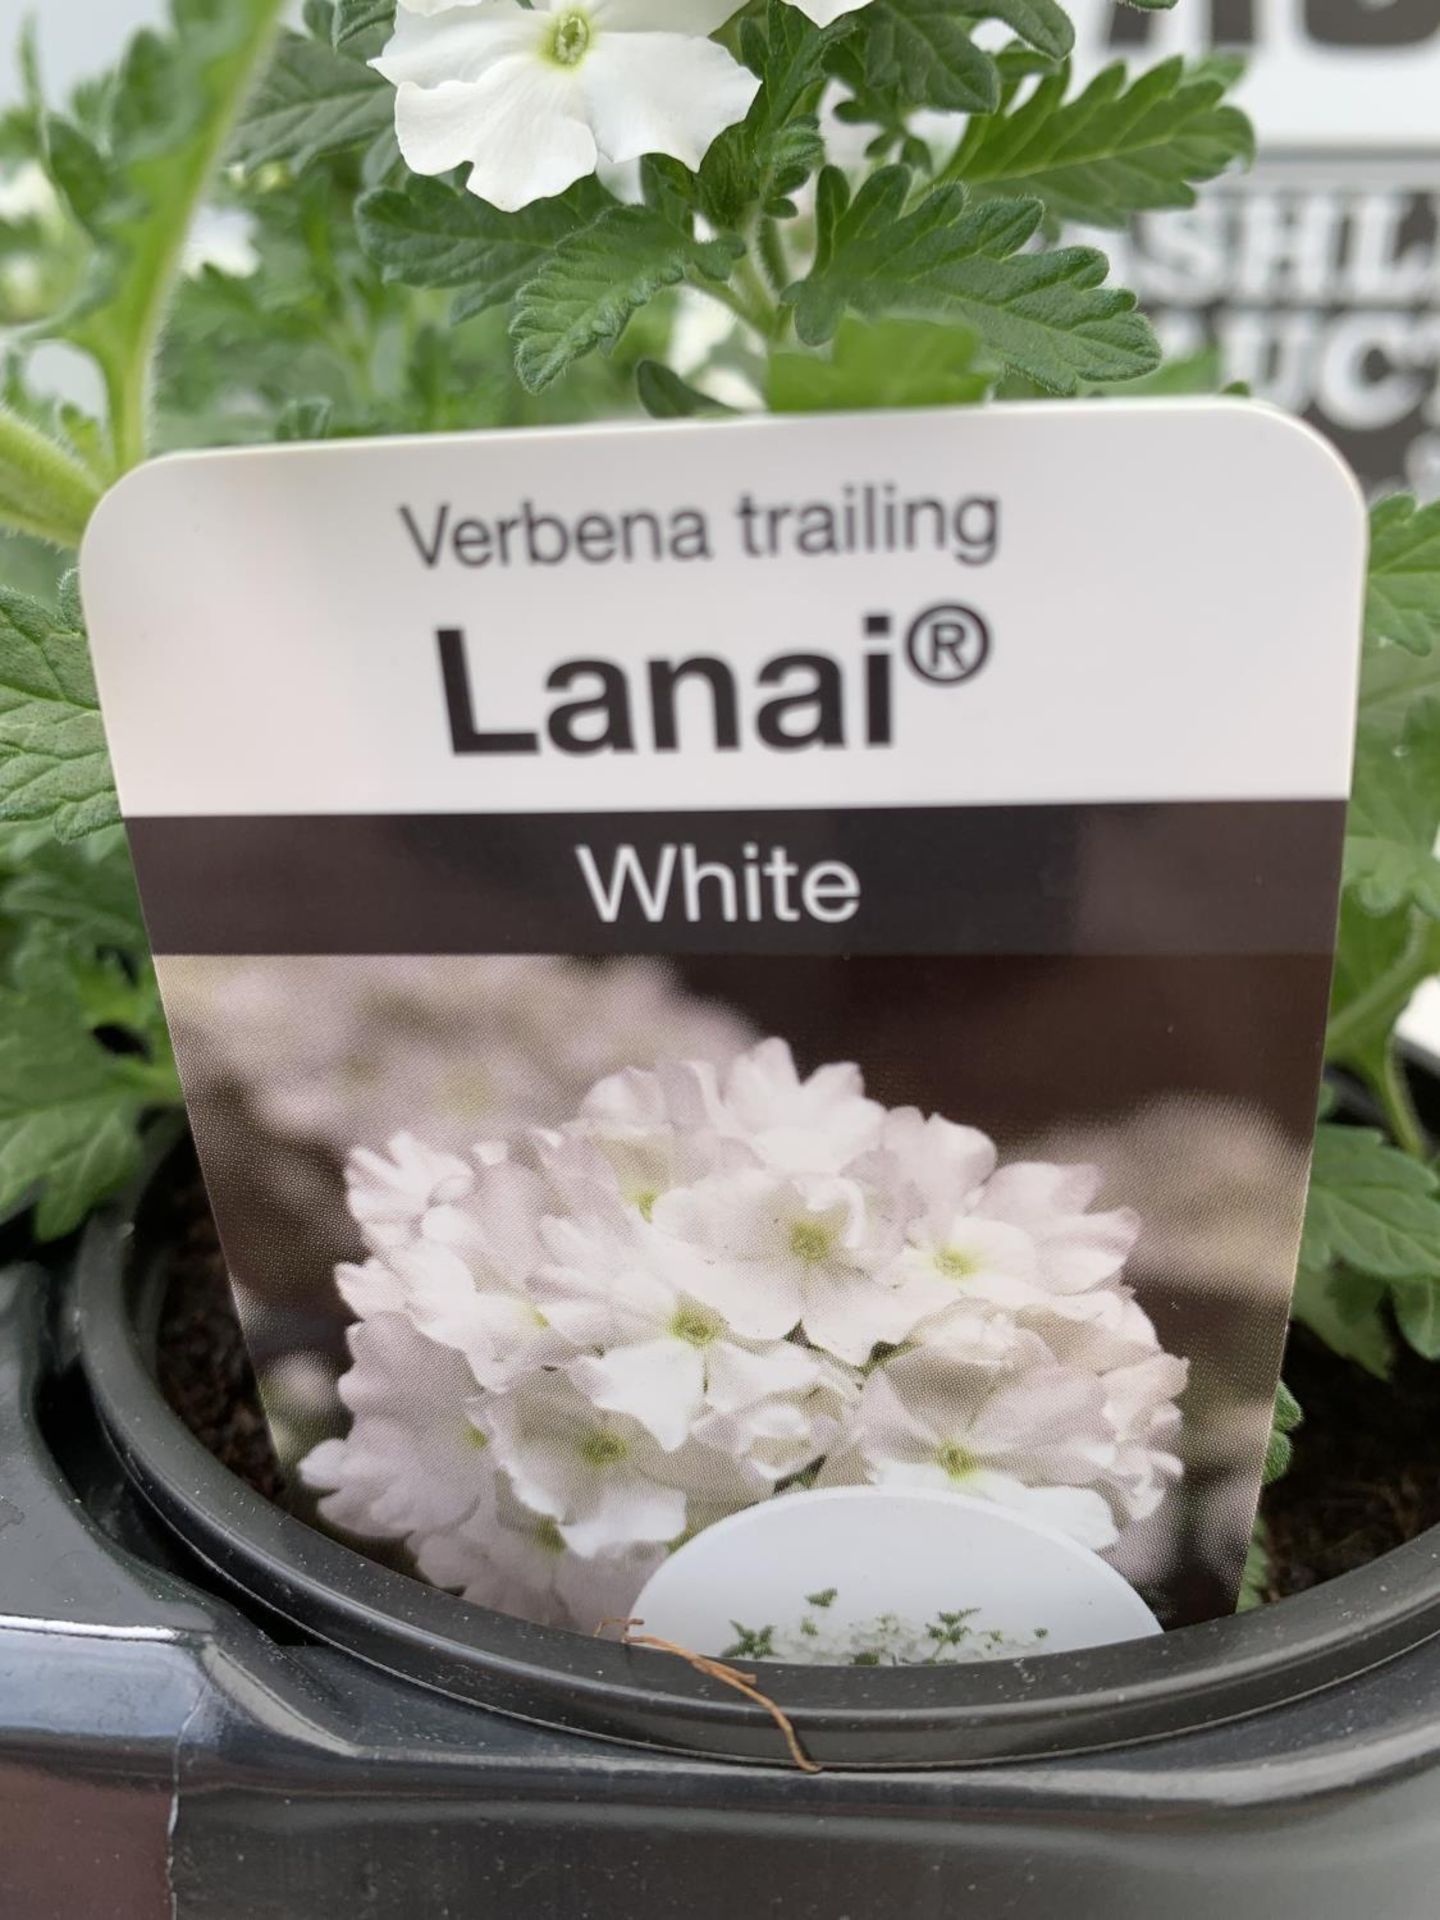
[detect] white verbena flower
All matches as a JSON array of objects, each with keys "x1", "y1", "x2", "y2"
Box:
[
  {"x1": 530, "y1": 1206, "x2": 864, "y2": 1467},
  {"x1": 415, "y1": 1485, "x2": 663, "y2": 1631},
  {"x1": 652, "y1": 1165, "x2": 915, "y2": 1365},
  {"x1": 305, "y1": 1035, "x2": 1186, "y2": 1628},
  {"x1": 373, "y1": 0, "x2": 762, "y2": 213},
  {"x1": 823, "y1": 1349, "x2": 1123, "y2": 1550},
  {"x1": 474, "y1": 1369, "x2": 754, "y2": 1556},
  {"x1": 300, "y1": 1313, "x2": 498, "y2": 1540}
]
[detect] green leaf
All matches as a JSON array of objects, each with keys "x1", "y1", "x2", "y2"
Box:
[
  {"x1": 768, "y1": 316, "x2": 995, "y2": 412},
  {"x1": 1291, "y1": 1265, "x2": 1394, "y2": 1379},
  {"x1": 511, "y1": 209, "x2": 740, "y2": 393},
  {"x1": 333, "y1": 0, "x2": 394, "y2": 57},
  {"x1": 358, "y1": 175, "x2": 610, "y2": 313},
  {"x1": 0, "y1": 929, "x2": 173, "y2": 1239},
  {"x1": 2, "y1": 831, "x2": 146, "y2": 952},
  {"x1": 699, "y1": 0, "x2": 848, "y2": 228},
  {"x1": 947, "y1": 57, "x2": 1253, "y2": 228},
  {"x1": 1261, "y1": 1381, "x2": 1303, "y2": 1486},
  {"x1": 636, "y1": 363, "x2": 735, "y2": 419},
  {"x1": 57, "y1": 0, "x2": 289, "y2": 474},
  {"x1": 231, "y1": 28, "x2": 390, "y2": 169},
  {"x1": 976, "y1": 0, "x2": 1075, "y2": 62},
  {"x1": 862, "y1": 1, "x2": 1002, "y2": 114},
  {"x1": 1327, "y1": 896, "x2": 1414, "y2": 1082},
  {"x1": 1301, "y1": 1122, "x2": 1440, "y2": 1282},
  {"x1": 1343, "y1": 698, "x2": 1440, "y2": 919},
  {"x1": 0, "y1": 586, "x2": 118, "y2": 842},
  {"x1": 787, "y1": 167, "x2": 1160, "y2": 392},
  {"x1": 1394, "y1": 1278, "x2": 1440, "y2": 1358},
  {"x1": 1366, "y1": 494, "x2": 1440, "y2": 658}
]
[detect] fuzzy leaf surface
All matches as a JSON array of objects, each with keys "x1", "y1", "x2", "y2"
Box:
[
  {"x1": 0, "y1": 587, "x2": 118, "y2": 842},
  {"x1": 699, "y1": 0, "x2": 846, "y2": 228},
  {"x1": 358, "y1": 176, "x2": 610, "y2": 311},
  {"x1": 512, "y1": 210, "x2": 739, "y2": 392},
  {"x1": 1344, "y1": 699, "x2": 1440, "y2": 919},
  {"x1": 0, "y1": 930, "x2": 173, "y2": 1238},
  {"x1": 232, "y1": 27, "x2": 390, "y2": 169},
  {"x1": 1290, "y1": 1265, "x2": 1393, "y2": 1379},
  {"x1": 1301, "y1": 1123, "x2": 1440, "y2": 1281},
  {"x1": 949, "y1": 56, "x2": 1253, "y2": 228},
  {"x1": 788, "y1": 166, "x2": 1159, "y2": 391},
  {"x1": 1366, "y1": 494, "x2": 1440, "y2": 657}
]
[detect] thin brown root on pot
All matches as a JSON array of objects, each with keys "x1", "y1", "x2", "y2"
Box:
[{"x1": 595, "y1": 1618, "x2": 822, "y2": 1774}]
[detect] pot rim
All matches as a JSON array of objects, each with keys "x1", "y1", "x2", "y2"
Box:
[{"x1": 71, "y1": 1175, "x2": 1440, "y2": 1773}]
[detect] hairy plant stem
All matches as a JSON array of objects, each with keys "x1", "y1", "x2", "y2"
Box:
[
  {"x1": 1380, "y1": 1044, "x2": 1429, "y2": 1159},
  {"x1": 0, "y1": 408, "x2": 103, "y2": 550},
  {"x1": 733, "y1": 250, "x2": 784, "y2": 340},
  {"x1": 99, "y1": 0, "x2": 289, "y2": 477},
  {"x1": 1327, "y1": 913, "x2": 1440, "y2": 1064}
]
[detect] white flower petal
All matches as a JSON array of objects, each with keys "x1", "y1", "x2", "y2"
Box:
[
  {"x1": 702, "y1": 1338, "x2": 822, "y2": 1414},
  {"x1": 801, "y1": 1267, "x2": 926, "y2": 1365},
  {"x1": 376, "y1": 2, "x2": 537, "y2": 88},
  {"x1": 780, "y1": 0, "x2": 873, "y2": 21},
  {"x1": 594, "y1": 0, "x2": 742, "y2": 33},
  {"x1": 581, "y1": 34, "x2": 761, "y2": 170},
  {"x1": 560, "y1": 1473, "x2": 686, "y2": 1556},
  {"x1": 568, "y1": 1339, "x2": 706, "y2": 1451},
  {"x1": 396, "y1": 66, "x2": 597, "y2": 210}
]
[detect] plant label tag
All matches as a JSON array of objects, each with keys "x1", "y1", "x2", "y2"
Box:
[
  {"x1": 81, "y1": 400, "x2": 1366, "y2": 1649},
  {"x1": 632, "y1": 1487, "x2": 1163, "y2": 1665}
]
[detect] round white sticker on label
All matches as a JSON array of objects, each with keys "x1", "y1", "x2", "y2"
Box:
[{"x1": 630, "y1": 1486, "x2": 1162, "y2": 1666}]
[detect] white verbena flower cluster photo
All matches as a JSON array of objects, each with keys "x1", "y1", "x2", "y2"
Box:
[{"x1": 303, "y1": 1037, "x2": 1187, "y2": 1633}]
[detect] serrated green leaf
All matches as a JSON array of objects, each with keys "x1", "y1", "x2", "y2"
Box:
[
  {"x1": 358, "y1": 175, "x2": 610, "y2": 313},
  {"x1": 948, "y1": 57, "x2": 1253, "y2": 228},
  {"x1": 768, "y1": 316, "x2": 995, "y2": 412},
  {"x1": 1344, "y1": 698, "x2": 1440, "y2": 919},
  {"x1": 1301, "y1": 1123, "x2": 1440, "y2": 1282},
  {"x1": 57, "y1": 0, "x2": 288, "y2": 475},
  {"x1": 636, "y1": 362, "x2": 734, "y2": 419},
  {"x1": 0, "y1": 929, "x2": 171, "y2": 1238},
  {"x1": 1366, "y1": 494, "x2": 1440, "y2": 658},
  {"x1": 787, "y1": 167, "x2": 1159, "y2": 392},
  {"x1": 1291, "y1": 1265, "x2": 1394, "y2": 1379},
  {"x1": 231, "y1": 28, "x2": 390, "y2": 170},
  {"x1": 512, "y1": 210, "x2": 740, "y2": 393},
  {"x1": 699, "y1": 0, "x2": 846, "y2": 229},
  {"x1": 333, "y1": 0, "x2": 393, "y2": 57},
  {"x1": 1393, "y1": 1278, "x2": 1440, "y2": 1358},
  {"x1": 2, "y1": 832, "x2": 146, "y2": 952},
  {"x1": 0, "y1": 586, "x2": 118, "y2": 842},
  {"x1": 863, "y1": 1, "x2": 1001, "y2": 114},
  {"x1": 978, "y1": 0, "x2": 1075, "y2": 62}
]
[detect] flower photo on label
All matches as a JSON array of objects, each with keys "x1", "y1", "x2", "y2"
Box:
[{"x1": 302, "y1": 1034, "x2": 1188, "y2": 1637}]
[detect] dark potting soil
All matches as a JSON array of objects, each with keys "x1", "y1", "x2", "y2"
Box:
[
  {"x1": 153, "y1": 1183, "x2": 1440, "y2": 1608},
  {"x1": 1262, "y1": 1323, "x2": 1440, "y2": 1600},
  {"x1": 155, "y1": 1188, "x2": 285, "y2": 1504}
]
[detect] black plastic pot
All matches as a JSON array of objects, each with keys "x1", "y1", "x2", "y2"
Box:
[{"x1": 5, "y1": 1153, "x2": 1440, "y2": 1917}]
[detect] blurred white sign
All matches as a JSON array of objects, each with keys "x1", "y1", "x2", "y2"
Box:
[{"x1": 1069, "y1": 0, "x2": 1440, "y2": 150}]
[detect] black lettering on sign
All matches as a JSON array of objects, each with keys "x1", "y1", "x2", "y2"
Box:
[{"x1": 1305, "y1": 0, "x2": 1440, "y2": 46}]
